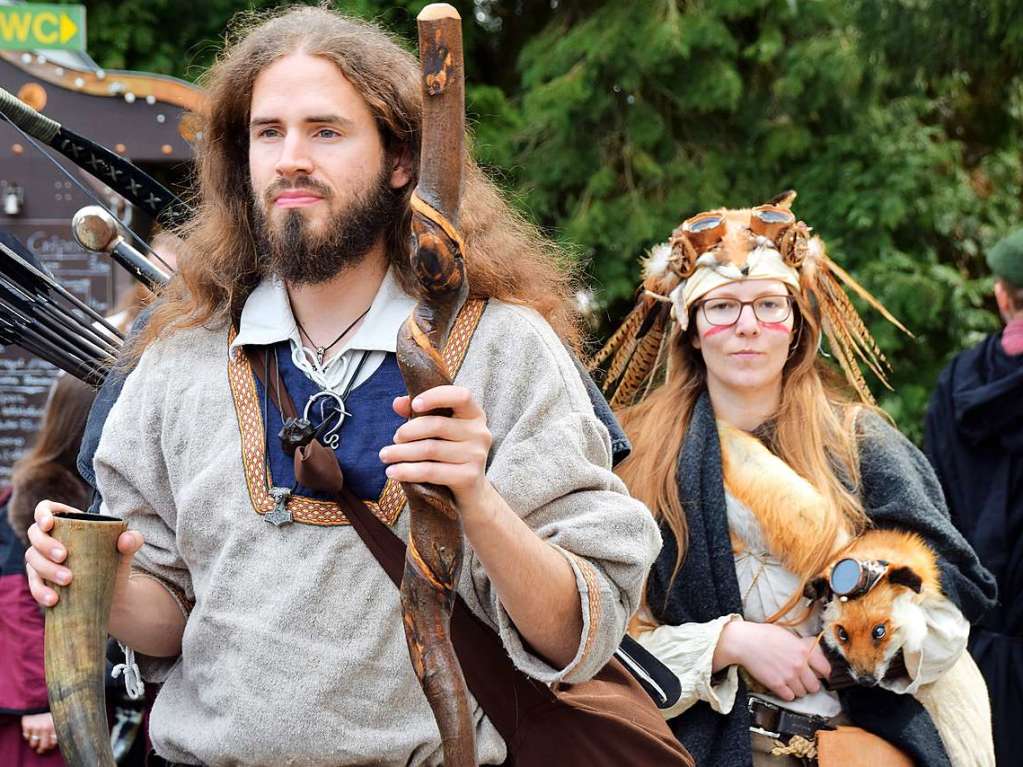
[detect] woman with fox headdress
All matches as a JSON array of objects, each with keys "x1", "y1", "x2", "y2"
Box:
[{"x1": 594, "y1": 192, "x2": 997, "y2": 766}]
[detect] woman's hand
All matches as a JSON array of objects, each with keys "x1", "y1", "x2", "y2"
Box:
[
  {"x1": 24, "y1": 500, "x2": 144, "y2": 609},
  {"x1": 714, "y1": 619, "x2": 831, "y2": 701},
  {"x1": 381, "y1": 386, "x2": 494, "y2": 522},
  {"x1": 21, "y1": 712, "x2": 57, "y2": 754}
]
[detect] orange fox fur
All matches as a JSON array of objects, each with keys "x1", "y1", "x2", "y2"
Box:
[
  {"x1": 812, "y1": 529, "x2": 940, "y2": 685},
  {"x1": 809, "y1": 529, "x2": 995, "y2": 766},
  {"x1": 718, "y1": 421, "x2": 850, "y2": 580}
]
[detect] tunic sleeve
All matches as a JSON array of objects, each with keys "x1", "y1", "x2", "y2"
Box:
[
  {"x1": 93, "y1": 341, "x2": 193, "y2": 682},
  {"x1": 633, "y1": 615, "x2": 741, "y2": 718},
  {"x1": 459, "y1": 304, "x2": 662, "y2": 685}
]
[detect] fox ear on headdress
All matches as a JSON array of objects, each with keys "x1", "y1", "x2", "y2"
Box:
[
  {"x1": 668, "y1": 225, "x2": 700, "y2": 278},
  {"x1": 766, "y1": 189, "x2": 798, "y2": 209}
]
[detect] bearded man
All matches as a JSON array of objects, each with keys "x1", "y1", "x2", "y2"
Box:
[{"x1": 22, "y1": 7, "x2": 660, "y2": 766}]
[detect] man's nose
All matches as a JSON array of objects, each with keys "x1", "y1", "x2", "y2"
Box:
[
  {"x1": 275, "y1": 134, "x2": 313, "y2": 176},
  {"x1": 733, "y1": 303, "x2": 760, "y2": 335}
]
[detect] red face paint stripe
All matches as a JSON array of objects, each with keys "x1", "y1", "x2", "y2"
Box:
[
  {"x1": 761, "y1": 322, "x2": 791, "y2": 334},
  {"x1": 702, "y1": 324, "x2": 731, "y2": 338}
]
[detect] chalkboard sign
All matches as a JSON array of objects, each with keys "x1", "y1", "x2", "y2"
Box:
[{"x1": 0, "y1": 219, "x2": 114, "y2": 482}]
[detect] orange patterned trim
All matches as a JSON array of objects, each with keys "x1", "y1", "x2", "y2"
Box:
[
  {"x1": 562, "y1": 549, "x2": 603, "y2": 667},
  {"x1": 227, "y1": 298, "x2": 486, "y2": 526}
]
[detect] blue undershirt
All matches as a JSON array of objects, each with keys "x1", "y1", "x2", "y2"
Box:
[{"x1": 252, "y1": 341, "x2": 407, "y2": 502}]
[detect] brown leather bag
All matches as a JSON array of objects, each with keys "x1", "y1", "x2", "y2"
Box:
[
  {"x1": 246, "y1": 330, "x2": 692, "y2": 767},
  {"x1": 816, "y1": 726, "x2": 914, "y2": 767}
]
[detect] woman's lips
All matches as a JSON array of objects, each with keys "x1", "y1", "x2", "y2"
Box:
[{"x1": 730, "y1": 350, "x2": 764, "y2": 359}]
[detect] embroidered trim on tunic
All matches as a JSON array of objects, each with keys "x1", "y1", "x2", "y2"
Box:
[
  {"x1": 561, "y1": 548, "x2": 603, "y2": 668},
  {"x1": 227, "y1": 298, "x2": 486, "y2": 526}
]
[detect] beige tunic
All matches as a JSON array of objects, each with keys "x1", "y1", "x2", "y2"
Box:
[{"x1": 94, "y1": 299, "x2": 661, "y2": 767}]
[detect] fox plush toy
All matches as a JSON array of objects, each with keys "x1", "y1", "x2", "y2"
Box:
[{"x1": 807, "y1": 530, "x2": 995, "y2": 767}]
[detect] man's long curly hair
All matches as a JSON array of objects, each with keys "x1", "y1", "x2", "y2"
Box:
[{"x1": 130, "y1": 5, "x2": 579, "y2": 360}]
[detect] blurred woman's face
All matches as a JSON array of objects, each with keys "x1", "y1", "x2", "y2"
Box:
[{"x1": 692, "y1": 279, "x2": 795, "y2": 399}]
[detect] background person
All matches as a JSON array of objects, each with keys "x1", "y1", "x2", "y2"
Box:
[
  {"x1": 1, "y1": 373, "x2": 96, "y2": 766},
  {"x1": 924, "y1": 228, "x2": 1023, "y2": 767}
]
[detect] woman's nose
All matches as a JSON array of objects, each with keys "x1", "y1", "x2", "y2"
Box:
[{"x1": 733, "y1": 304, "x2": 760, "y2": 335}]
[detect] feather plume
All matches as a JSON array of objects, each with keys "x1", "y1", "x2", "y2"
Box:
[
  {"x1": 821, "y1": 248, "x2": 912, "y2": 337},
  {"x1": 588, "y1": 302, "x2": 645, "y2": 370},
  {"x1": 609, "y1": 317, "x2": 667, "y2": 408}
]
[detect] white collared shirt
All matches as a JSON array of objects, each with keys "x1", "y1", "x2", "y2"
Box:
[{"x1": 230, "y1": 267, "x2": 417, "y2": 398}]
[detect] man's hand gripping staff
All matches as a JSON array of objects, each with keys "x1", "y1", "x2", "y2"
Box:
[{"x1": 390, "y1": 5, "x2": 477, "y2": 766}]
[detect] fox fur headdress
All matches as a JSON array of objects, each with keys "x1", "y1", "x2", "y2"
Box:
[{"x1": 591, "y1": 191, "x2": 910, "y2": 407}]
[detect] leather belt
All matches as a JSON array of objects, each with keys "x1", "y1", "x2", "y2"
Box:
[{"x1": 747, "y1": 696, "x2": 835, "y2": 741}]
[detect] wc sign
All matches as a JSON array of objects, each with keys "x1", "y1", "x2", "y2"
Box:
[{"x1": 0, "y1": 4, "x2": 85, "y2": 51}]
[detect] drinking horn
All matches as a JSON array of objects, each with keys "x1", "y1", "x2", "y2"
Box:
[
  {"x1": 44, "y1": 511, "x2": 127, "y2": 767},
  {"x1": 395, "y1": 4, "x2": 476, "y2": 766}
]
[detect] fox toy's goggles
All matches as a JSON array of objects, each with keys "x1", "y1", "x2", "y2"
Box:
[{"x1": 829, "y1": 557, "x2": 890, "y2": 599}]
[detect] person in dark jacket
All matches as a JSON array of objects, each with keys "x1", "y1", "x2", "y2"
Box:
[{"x1": 925, "y1": 228, "x2": 1023, "y2": 767}]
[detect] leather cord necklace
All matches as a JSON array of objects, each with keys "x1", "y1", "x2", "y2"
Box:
[{"x1": 295, "y1": 306, "x2": 371, "y2": 367}]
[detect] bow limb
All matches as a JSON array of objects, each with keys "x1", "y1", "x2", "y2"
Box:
[{"x1": 0, "y1": 86, "x2": 192, "y2": 227}]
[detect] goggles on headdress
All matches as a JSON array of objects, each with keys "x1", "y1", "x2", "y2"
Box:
[
  {"x1": 679, "y1": 205, "x2": 796, "y2": 257},
  {"x1": 670, "y1": 205, "x2": 803, "y2": 329},
  {"x1": 828, "y1": 557, "x2": 890, "y2": 601}
]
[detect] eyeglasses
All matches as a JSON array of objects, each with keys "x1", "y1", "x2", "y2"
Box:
[
  {"x1": 694, "y1": 295, "x2": 794, "y2": 326},
  {"x1": 680, "y1": 204, "x2": 797, "y2": 255}
]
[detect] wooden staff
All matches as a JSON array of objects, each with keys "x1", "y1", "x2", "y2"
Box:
[{"x1": 395, "y1": 4, "x2": 475, "y2": 766}]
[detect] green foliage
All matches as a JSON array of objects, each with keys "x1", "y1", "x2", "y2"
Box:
[{"x1": 64, "y1": 0, "x2": 1023, "y2": 441}]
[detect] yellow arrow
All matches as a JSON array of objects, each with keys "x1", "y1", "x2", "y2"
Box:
[{"x1": 59, "y1": 12, "x2": 76, "y2": 44}]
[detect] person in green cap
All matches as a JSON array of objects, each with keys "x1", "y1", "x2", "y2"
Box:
[{"x1": 924, "y1": 228, "x2": 1023, "y2": 767}]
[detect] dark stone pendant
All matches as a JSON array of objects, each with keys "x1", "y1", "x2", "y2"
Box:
[
  {"x1": 279, "y1": 417, "x2": 315, "y2": 457},
  {"x1": 265, "y1": 486, "x2": 293, "y2": 527}
]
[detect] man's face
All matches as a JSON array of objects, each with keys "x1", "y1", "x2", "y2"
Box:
[{"x1": 248, "y1": 53, "x2": 410, "y2": 283}]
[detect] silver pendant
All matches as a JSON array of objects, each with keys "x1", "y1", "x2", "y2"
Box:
[
  {"x1": 315, "y1": 346, "x2": 327, "y2": 366},
  {"x1": 265, "y1": 486, "x2": 293, "y2": 527}
]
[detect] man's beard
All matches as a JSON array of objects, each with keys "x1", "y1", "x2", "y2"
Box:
[{"x1": 253, "y1": 165, "x2": 400, "y2": 286}]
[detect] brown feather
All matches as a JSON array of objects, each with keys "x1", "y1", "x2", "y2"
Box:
[
  {"x1": 610, "y1": 319, "x2": 666, "y2": 408},
  {"x1": 588, "y1": 302, "x2": 646, "y2": 370}
]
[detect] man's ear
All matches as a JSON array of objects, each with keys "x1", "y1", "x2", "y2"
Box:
[
  {"x1": 388, "y1": 143, "x2": 414, "y2": 190},
  {"x1": 804, "y1": 576, "x2": 831, "y2": 602},
  {"x1": 994, "y1": 279, "x2": 1019, "y2": 323},
  {"x1": 888, "y1": 566, "x2": 923, "y2": 593}
]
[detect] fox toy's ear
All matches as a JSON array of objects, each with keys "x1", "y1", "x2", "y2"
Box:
[
  {"x1": 804, "y1": 576, "x2": 831, "y2": 602},
  {"x1": 888, "y1": 566, "x2": 923, "y2": 593}
]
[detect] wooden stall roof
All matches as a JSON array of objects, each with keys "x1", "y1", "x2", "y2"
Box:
[{"x1": 1, "y1": 49, "x2": 204, "y2": 163}]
